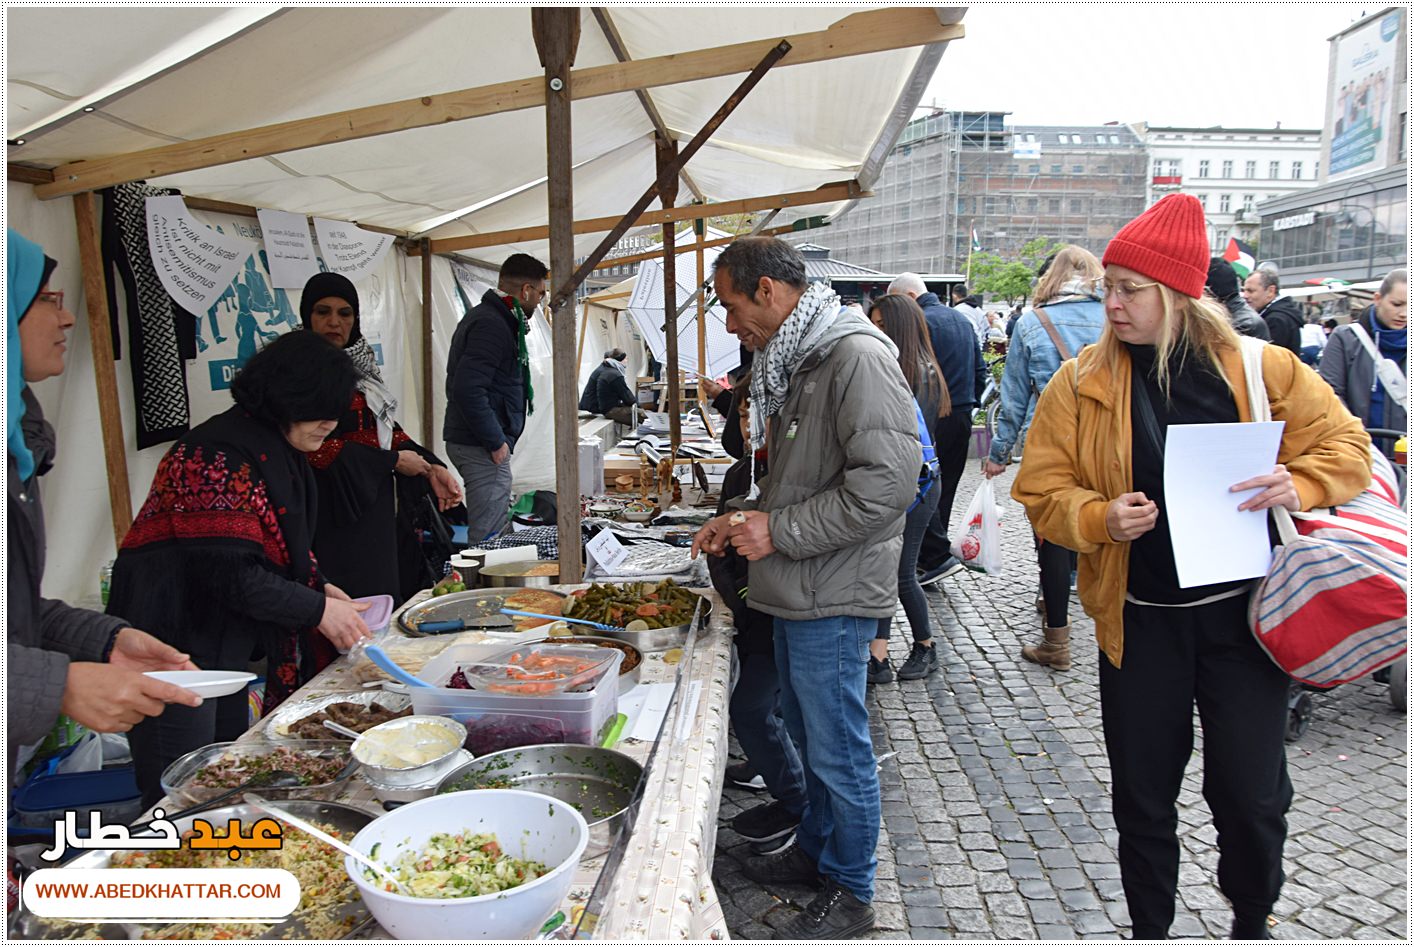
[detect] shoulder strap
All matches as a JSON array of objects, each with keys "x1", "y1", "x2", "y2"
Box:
[
  {"x1": 1348, "y1": 322, "x2": 1408, "y2": 404},
  {"x1": 1033, "y1": 307, "x2": 1074, "y2": 361},
  {"x1": 1238, "y1": 337, "x2": 1298, "y2": 542}
]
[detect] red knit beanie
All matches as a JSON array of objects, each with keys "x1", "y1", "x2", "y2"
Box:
[{"x1": 1101, "y1": 194, "x2": 1209, "y2": 298}]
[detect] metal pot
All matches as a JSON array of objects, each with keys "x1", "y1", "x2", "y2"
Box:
[
  {"x1": 479, "y1": 560, "x2": 561, "y2": 588},
  {"x1": 351, "y1": 715, "x2": 467, "y2": 789},
  {"x1": 596, "y1": 599, "x2": 713, "y2": 653},
  {"x1": 433, "y1": 744, "x2": 643, "y2": 859}
]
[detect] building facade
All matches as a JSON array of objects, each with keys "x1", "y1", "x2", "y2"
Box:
[
  {"x1": 1137, "y1": 125, "x2": 1323, "y2": 253},
  {"x1": 826, "y1": 111, "x2": 1149, "y2": 273},
  {"x1": 1255, "y1": 7, "x2": 1407, "y2": 285}
]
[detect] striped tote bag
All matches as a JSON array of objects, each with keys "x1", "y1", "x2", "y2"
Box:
[{"x1": 1242, "y1": 337, "x2": 1408, "y2": 686}]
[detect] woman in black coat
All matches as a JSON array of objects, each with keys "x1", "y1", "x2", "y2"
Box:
[{"x1": 110, "y1": 332, "x2": 374, "y2": 802}]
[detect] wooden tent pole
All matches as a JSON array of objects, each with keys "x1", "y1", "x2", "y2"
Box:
[
  {"x1": 418, "y1": 184, "x2": 857, "y2": 256},
  {"x1": 695, "y1": 221, "x2": 707, "y2": 409},
  {"x1": 658, "y1": 137, "x2": 682, "y2": 457},
  {"x1": 420, "y1": 238, "x2": 433, "y2": 446},
  {"x1": 533, "y1": 7, "x2": 584, "y2": 584},
  {"x1": 72, "y1": 193, "x2": 134, "y2": 546}
]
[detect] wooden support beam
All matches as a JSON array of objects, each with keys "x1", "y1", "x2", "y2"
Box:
[
  {"x1": 658, "y1": 137, "x2": 683, "y2": 456},
  {"x1": 424, "y1": 181, "x2": 859, "y2": 255},
  {"x1": 72, "y1": 192, "x2": 134, "y2": 546},
  {"x1": 591, "y1": 219, "x2": 823, "y2": 270},
  {"x1": 533, "y1": 7, "x2": 584, "y2": 584},
  {"x1": 35, "y1": 9, "x2": 962, "y2": 200},
  {"x1": 695, "y1": 221, "x2": 707, "y2": 405},
  {"x1": 545, "y1": 39, "x2": 790, "y2": 317},
  {"x1": 591, "y1": 7, "x2": 704, "y2": 204},
  {"x1": 8, "y1": 163, "x2": 54, "y2": 185},
  {"x1": 420, "y1": 238, "x2": 434, "y2": 446}
]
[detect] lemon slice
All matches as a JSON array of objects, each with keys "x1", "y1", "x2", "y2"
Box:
[{"x1": 625, "y1": 619, "x2": 650, "y2": 631}]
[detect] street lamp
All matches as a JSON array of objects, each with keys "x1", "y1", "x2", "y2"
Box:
[{"x1": 1337, "y1": 203, "x2": 1377, "y2": 282}]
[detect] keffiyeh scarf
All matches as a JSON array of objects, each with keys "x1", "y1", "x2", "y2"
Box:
[{"x1": 746, "y1": 282, "x2": 897, "y2": 496}]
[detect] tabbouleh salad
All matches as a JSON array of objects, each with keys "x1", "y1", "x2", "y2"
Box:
[{"x1": 372, "y1": 832, "x2": 548, "y2": 898}]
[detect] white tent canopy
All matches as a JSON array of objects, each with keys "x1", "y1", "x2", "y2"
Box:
[
  {"x1": 9, "y1": 7, "x2": 961, "y2": 262},
  {"x1": 623, "y1": 230, "x2": 739, "y2": 382},
  {"x1": 6, "y1": 6, "x2": 963, "y2": 601}
]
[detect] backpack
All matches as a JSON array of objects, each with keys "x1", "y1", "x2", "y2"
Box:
[{"x1": 909, "y1": 399, "x2": 940, "y2": 513}]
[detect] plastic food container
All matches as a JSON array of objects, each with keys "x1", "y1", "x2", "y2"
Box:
[
  {"x1": 13, "y1": 767, "x2": 143, "y2": 829},
  {"x1": 355, "y1": 594, "x2": 395, "y2": 633},
  {"x1": 159, "y1": 740, "x2": 356, "y2": 807},
  {"x1": 414, "y1": 644, "x2": 621, "y2": 756},
  {"x1": 456, "y1": 643, "x2": 616, "y2": 695}
]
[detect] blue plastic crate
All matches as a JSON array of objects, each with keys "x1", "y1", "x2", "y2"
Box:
[{"x1": 13, "y1": 766, "x2": 143, "y2": 829}]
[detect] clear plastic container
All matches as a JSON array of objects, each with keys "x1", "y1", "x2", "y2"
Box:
[
  {"x1": 455, "y1": 643, "x2": 616, "y2": 695},
  {"x1": 414, "y1": 644, "x2": 621, "y2": 756}
]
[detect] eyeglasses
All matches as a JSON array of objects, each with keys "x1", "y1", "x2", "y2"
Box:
[
  {"x1": 35, "y1": 290, "x2": 64, "y2": 309},
  {"x1": 1090, "y1": 277, "x2": 1160, "y2": 302}
]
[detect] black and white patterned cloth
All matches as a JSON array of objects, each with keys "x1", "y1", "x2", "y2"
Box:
[{"x1": 101, "y1": 183, "x2": 192, "y2": 448}]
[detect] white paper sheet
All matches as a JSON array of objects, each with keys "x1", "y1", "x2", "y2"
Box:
[
  {"x1": 1163, "y1": 421, "x2": 1284, "y2": 588},
  {"x1": 144, "y1": 195, "x2": 255, "y2": 313},
  {"x1": 256, "y1": 208, "x2": 320, "y2": 289},
  {"x1": 313, "y1": 217, "x2": 393, "y2": 281}
]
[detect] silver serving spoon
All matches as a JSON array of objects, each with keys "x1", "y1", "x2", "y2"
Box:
[{"x1": 245, "y1": 793, "x2": 410, "y2": 895}]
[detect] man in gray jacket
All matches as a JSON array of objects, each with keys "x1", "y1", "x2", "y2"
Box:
[
  {"x1": 693, "y1": 238, "x2": 920, "y2": 939},
  {"x1": 1319, "y1": 268, "x2": 1407, "y2": 459}
]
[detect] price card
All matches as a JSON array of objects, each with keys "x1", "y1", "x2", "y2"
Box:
[{"x1": 585, "y1": 527, "x2": 629, "y2": 573}]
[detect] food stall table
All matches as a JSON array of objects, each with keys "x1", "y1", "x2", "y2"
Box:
[{"x1": 217, "y1": 585, "x2": 734, "y2": 940}]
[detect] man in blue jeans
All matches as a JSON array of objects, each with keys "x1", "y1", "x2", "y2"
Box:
[{"x1": 694, "y1": 238, "x2": 919, "y2": 939}]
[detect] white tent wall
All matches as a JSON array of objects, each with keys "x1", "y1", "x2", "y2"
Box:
[{"x1": 8, "y1": 183, "x2": 425, "y2": 605}]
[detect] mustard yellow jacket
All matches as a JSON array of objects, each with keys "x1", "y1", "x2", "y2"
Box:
[{"x1": 1012, "y1": 341, "x2": 1371, "y2": 669}]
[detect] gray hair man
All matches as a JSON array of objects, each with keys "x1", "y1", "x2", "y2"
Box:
[
  {"x1": 1241, "y1": 268, "x2": 1303, "y2": 355},
  {"x1": 692, "y1": 236, "x2": 920, "y2": 939}
]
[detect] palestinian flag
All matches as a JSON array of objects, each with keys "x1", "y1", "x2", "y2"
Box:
[
  {"x1": 971, "y1": 227, "x2": 982, "y2": 252},
  {"x1": 1223, "y1": 238, "x2": 1256, "y2": 279}
]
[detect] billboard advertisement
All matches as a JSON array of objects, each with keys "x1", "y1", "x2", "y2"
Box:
[{"x1": 1328, "y1": 9, "x2": 1402, "y2": 181}]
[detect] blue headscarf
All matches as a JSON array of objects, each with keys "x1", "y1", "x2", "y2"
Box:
[{"x1": 7, "y1": 229, "x2": 50, "y2": 481}]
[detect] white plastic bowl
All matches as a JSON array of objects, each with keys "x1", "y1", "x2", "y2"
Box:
[{"x1": 345, "y1": 788, "x2": 589, "y2": 939}]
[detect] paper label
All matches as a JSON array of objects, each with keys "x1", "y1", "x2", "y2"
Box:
[
  {"x1": 255, "y1": 209, "x2": 320, "y2": 289},
  {"x1": 313, "y1": 217, "x2": 393, "y2": 281},
  {"x1": 145, "y1": 196, "x2": 255, "y2": 314},
  {"x1": 585, "y1": 527, "x2": 629, "y2": 573}
]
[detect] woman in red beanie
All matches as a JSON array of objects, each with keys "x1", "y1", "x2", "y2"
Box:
[{"x1": 1012, "y1": 195, "x2": 1372, "y2": 939}]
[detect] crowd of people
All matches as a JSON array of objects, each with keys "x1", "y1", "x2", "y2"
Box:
[{"x1": 5, "y1": 182, "x2": 1402, "y2": 938}]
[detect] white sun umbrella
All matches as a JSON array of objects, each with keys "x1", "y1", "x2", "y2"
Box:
[{"x1": 623, "y1": 237, "x2": 741, "y2": 384}]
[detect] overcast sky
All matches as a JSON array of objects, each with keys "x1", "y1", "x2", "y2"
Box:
[{"x1": 923, "y1": 3, "x2": 1375, "y2": 129}]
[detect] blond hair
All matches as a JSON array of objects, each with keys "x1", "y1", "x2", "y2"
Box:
[
  {"x1": 1032, "y1": 245, "x2": 1103, "y2": 307},
  {"x1": 1089, "y1": 286, "x2": 1242, "y2": 396}
]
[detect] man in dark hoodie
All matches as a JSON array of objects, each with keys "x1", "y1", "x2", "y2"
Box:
[
  {"x1": 1242, "y1": 268, "x2": 1303, "y2": 354},
  {"x1": 1206, "y1": 258, "x2": 1270, "y2": 341}
]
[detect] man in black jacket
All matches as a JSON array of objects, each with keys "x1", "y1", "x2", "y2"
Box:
[
  {"x1": 444, "y1": 253, "x2": 547, "y2": 543},
  {"x1": 1242, "y1": 268, "x2": 1303, "y2": 354},
  {"x1": 890, "y1": 273, "x2": 986, "y2": 585},
  {"x1": 578, "y1": 348, "x2": 637, "y2": 424}
]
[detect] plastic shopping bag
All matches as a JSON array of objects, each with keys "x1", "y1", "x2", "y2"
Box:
[{"x1": 951, "y1": 479, "x2": 1004, "y2": 575}]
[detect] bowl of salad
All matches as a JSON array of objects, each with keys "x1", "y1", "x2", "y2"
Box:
[{"x1": 346, "y1": 789, "x2": 589, "y2": 939}]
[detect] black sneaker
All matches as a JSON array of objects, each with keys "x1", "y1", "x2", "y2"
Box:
[
  {"x1": 732, "y1": 801, "x2": 801, "y2": 843},
  {"x1": 743, "y1": 840, "x2": 822, "y2": 888},
  {"x1": 726, "y1": 761, "x2": 767, "y2": 791},
  {"x1": 750, "y1": 831, "x2": 795, "y2": 856},
  {"x1": 918, "y1": 555, "x2": 965, "y2": 586},
  {"x1": 867, "y1": 656, "x2": 894, "y2": 684},
  {"x1": 777, "y1": 879, "x2": 875, "y2": 939},
  {"x1": 896, "y1": 642, "x2": 938, "y2": 680}
]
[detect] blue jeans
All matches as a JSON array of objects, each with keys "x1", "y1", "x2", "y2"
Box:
[
  {"x1": 730, "y1": 647, "x2": 807, "y2": 815},
  {"x1": 774, "y1": 615, "x2": 880, "y2": 902},
  {"x1": 877, "y1": 478, "x2": 939, "y2": 643}
]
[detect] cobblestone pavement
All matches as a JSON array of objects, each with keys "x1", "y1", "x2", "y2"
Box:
[{"x1": 713, "y1": 462, "x2": 1408, "y2": 939}]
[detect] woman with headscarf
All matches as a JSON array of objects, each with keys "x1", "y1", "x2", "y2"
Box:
[
  {"x1": 110, "y1": 332, "x2": 374, "y2": 802},
  {"x1": 6, "y1": 230, "x2": 202, "y2": 779},
  {"x1": 299, "y1": 272, "x2": 462, "y2": 603}
]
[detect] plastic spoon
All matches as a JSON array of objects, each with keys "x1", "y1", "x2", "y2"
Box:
[
  {"x1": 499, "y1": 609, "x2": 619, "y2": 632},
  {"x1": 245, "y1": 793, "x2": 410, "y2": 895},
  {"x1": 360, "y1": 644, "x2": 433, "y2": 689}
]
